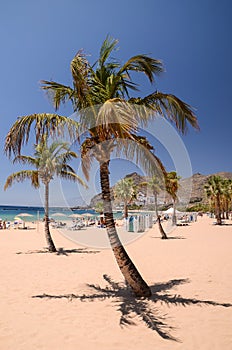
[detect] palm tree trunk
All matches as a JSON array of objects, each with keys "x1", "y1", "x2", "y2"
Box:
[
  {"x1": 44, "y1": 183, "x2": 56, "y2": 252},
  {"x1": 100, "y1": 161, "x2": 151, "y2": 297},
  {"x1": 154, "y1": 192, "x2": 167, "y2": 239},
  {"x1": 216, "y1": 194, "x2": 222, "y2": 225},
  {"x1": 225, "y1": 200, "x2": 229, "y2": 220},
  {"x1": 172, "y1": 200, "x2": 177, "y2": 225},
  {"x1": 221, "y1": 207, "x2": 225, "y2": 219},
  {"x1": 124, "y1": 200, "x2": 128, "y2": 219}
]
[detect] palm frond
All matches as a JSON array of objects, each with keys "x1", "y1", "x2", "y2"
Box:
[
  {"x1": 114, "y1": 135, "x2": 167, "y2": 179},
  {"x1": 13, "y1": 155, "x2": 37, "y2": 166},
  {"x1": 75, "y1": 99, "x2": 138, "y2": 142},
  {"x1": 59, "y1": 164, "x2": 76, "y2": 174},
  {"x1": 4, "y1": 170, "x2": 40, "y2": 190},
  {"x1": 59, "y1": 171, "x2": 87, "y2": 188},
  {"x1": 165, "y1": 171, "x2": 180, "y2": 201},
  {"x1": 48, "y1": 141, "x2": 70, "y2": 159},
  {"x1": 72, "y1": 105, "x2": 101, "y2": 136},
  {"x1": 57, "y1": 150, "x2": 78, "y2": 165},
  {"x1": 70, "y1": 50, "x2": 92, "y2": 108},
  {"x1": 128, "y1": 96, "x2": 159, "y2": 121},
  {"x1": 99, "y1": 35, "x2": 119, "y2": 68},
  {"x1": 140, "y1": 92, "x2": 199, "y2": 133},
  {"x1": 40, "y1": 81, "x2": 77, "y2": 110},
  {"x1": 80, "y1": 138, "x2": 96, "y2": 181},
  {"x1": 119, "y1": 55, "x2": 164, "y2": 83},
  {"x1": 96, "y1": 99, "x2": 138, "y2": 139},
  {"x1": 5, "y1": 113, "x2": 79, "y2": 157},
  {"x1": 140, "y1": 175, "x2": 165, "y2": 195}
]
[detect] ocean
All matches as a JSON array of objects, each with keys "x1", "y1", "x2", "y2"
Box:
[
  {"x1": 0, "y1": 205, "x2": 150, "y2": 223},
  {"x1": 0, "y1": 205, "x2": 97, "y2": 222}
]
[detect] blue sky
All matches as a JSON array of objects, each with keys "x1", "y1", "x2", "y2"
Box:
[{"x1": 0, "y1": 0, "x2": 232, "y2": 206}]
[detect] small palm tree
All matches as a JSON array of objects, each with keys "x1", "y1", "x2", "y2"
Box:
[
  {"x1": 114, "y1": 178, "x2": 137, "y2": 219},
  {"x1": 4, "y1": 136, "x2": 86, "y2": 252},
  {"x1": 141, "y1": 175, "x2": 167, "y2": 239},
  {"x1": 95, "y1": 201, "x2": 104, "y2": 214},
  {"x1": 204, "y1": 175, "x2": 224, "y2": 225},
  {"x1": 165, "y1": 171, "x2": 181, "y2": 225},
  {"x1": 94, "y1": 201, "x2": 104, "y2": 225}
]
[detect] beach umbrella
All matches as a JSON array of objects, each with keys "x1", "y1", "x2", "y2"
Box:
[
  {"x1": 51, "y1": 213, "x2": 66, "y2": 217},
  {"x1": 18, "y1": 213, "x2": 34, "y2": 217},
  {"x1": 14, "y1": 217, "x2": 22, "y2": 221},
  {"x1": 18, "y1": 213, "x2": 34, "y2": 225},
  {"x1": 68, "y1": 213, "x2": 83, "y2": 218},
  {"x1": 83, "y1": 213, "x2": 94, "y2": 217},
  {"x1": 164, "y1": 208, "x2": 181, "y2": 214}
]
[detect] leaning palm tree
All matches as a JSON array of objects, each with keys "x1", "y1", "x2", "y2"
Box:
[
  {"x1": 114, "y1": 178, "x2": 137, "y2": 219},
  {"x1": 165, "y1": 171, "x2": 181, "y2": 225},
  {"x1": 141, "y1": 175, "x2": 167, "y2": 239},
  {"x1": 5, "y1": 36, "x2": 199, "y2": 297},
  {"x1": 4, "y1": 136, "x2": 86, "y2": 252}
]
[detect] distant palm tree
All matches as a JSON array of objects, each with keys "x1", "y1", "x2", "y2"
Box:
[
  {"x1": 221, "y1": 178, "x2": 232, "y2": 220},
  {"x1": 5, "y1": 36, "x2": 199, "y2": 297},
  {"x1": 204, "y1": 175, "x2": 224, "y2": 225},
  {"x1": 114, "y1": 178, "x2": 137, "y2": 219},
  {"x1": 94, "y1": 201, "x2": 104, "y2": 225},
  {"x1": 141, "y1": 175, "x2": 167, "y2": 239},
  {"x1": 165, "y1": 172, "x2": 181, "y2": 225},
  {"x1": 95, "y1": 201, "x2": 104, "y2": 214},
  {"x1": 4, "y1": 136, "x2": 86, "y2": 252}
]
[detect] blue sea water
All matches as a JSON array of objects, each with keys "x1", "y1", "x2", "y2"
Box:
[{"x1": 0, "y1": 205, "x2": 97, "y2": 222}]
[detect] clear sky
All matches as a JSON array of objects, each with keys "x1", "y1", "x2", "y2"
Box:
[{"x1": 0, "y1": 0, "x2": 232, "y2": 206}]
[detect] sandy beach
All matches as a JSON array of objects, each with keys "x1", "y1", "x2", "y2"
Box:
[{"x1": 0, "y1": 215, "x2": 232, "y2": 350}]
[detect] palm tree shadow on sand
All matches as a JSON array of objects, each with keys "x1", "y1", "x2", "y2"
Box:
[
  {"x1": 32, "y1": 275, "x2": 232, "y2": 342},
  {"x1": 150, "y1": 236, "x2": 186, "y2": 240},
  {"x1": 16, "y1": 247, "x2": 100, "y2": 256}
]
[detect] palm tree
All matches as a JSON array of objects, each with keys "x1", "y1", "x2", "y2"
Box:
[
  {"x1": 204, "y1": 175, "x2": 223, "y2": 225},
  {"x1": 5, "y1": 36, "x2": 199, "y2": 297},
  {"x1": 165, "y1": 171, "x2": 181, "y2": 225},
  {"x1": 114, "y1": 178, "x2": 137, "y2": 219},
  {"x1": 4, "y1": 136, "x2": 86, "y2": 252},
  {"x1": 95, "y1": 201, "x2": 104, "y2": 214},
  {"x1": 221, "y1": 179, "x2": 232, "y2": 220},
  {"x1": 141, "y1": 175, "x2": 167, "y2": 239},
  {"x1": 94, "y1": 201, "x2": 104, "y2": 225}
]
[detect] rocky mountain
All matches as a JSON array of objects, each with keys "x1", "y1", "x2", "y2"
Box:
[
  {"x1": 180, "y1": 172, "x2": 232, "y2": 205},
  {"x1": 89, "y1": 171, "x2": 232, "y2": 209}
]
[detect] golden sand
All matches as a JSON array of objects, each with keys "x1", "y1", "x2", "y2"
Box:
[{"x1": 0, "y1": 215, "x2": 231, "y2": 349}]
